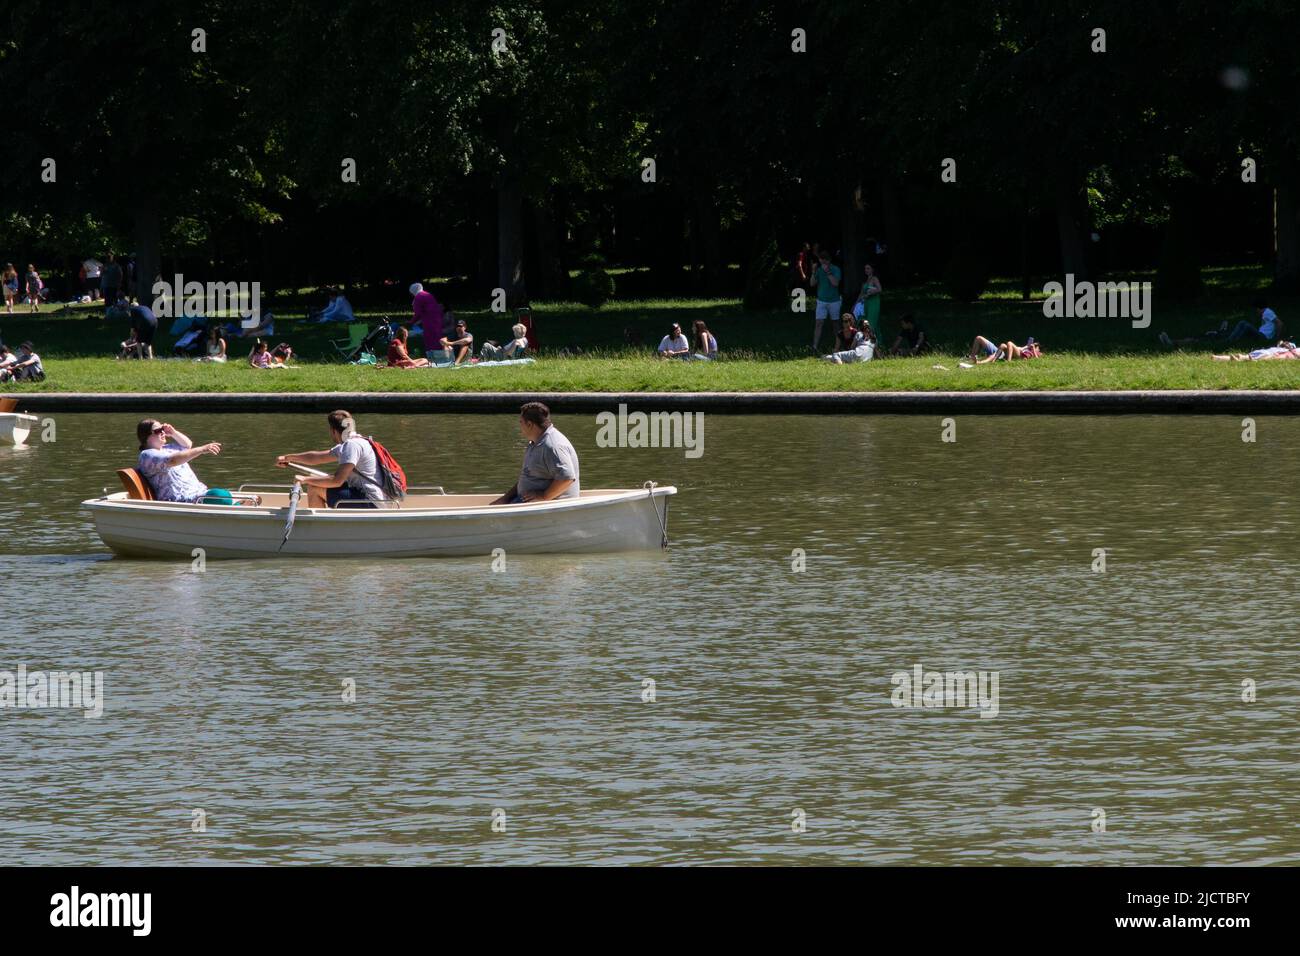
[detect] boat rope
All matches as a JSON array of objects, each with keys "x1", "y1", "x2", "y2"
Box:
[{"x1": 643, "y1": 480, "x2": 669, "y2": 549}]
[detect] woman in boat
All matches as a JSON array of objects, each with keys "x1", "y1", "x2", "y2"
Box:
[
  {"x1": 136, "y1": 420, "x2": 233, "y2": 504},
  {"x1": 386, "y1": 326, "x2": 430, "y2": 367},
  {"x1": 275, "y1": 410, "x2": 390, "y2": 509}
]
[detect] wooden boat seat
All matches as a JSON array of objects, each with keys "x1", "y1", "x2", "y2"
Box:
[
  {"x1": 117, "y1": 468, "x2": 155, "y2": 501},
  {"x1": 0, "y1": 398, "x2": 17, "y2": 413}
]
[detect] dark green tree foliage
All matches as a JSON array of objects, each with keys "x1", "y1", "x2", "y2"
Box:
[{"x1": 3, "y1": 0, "x2": 1299, "y2": 304}]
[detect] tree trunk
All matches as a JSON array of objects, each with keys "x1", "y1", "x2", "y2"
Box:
[
  {"x1": 696, "y1": 193, "x2": 723, "y2": 296},
  {"x1": 476, "y1": 191, "x2": 496, "y2": 291},
  {"x1": 531, "y1": 197, "x2": 564, "y2": 300},
  {"x1": 880, "y1": 179, "x2": 907, "y2": 283},
  {"x1": 133, "y1": 201, "x2": 162, "y2": 304},
  {"x1": 1021, "y1": 204, "x2": 1032, "y2": 300},
  {"x1": 1275, "y1": 184, "x2": 1300, "y2": 293},
  {"x1": 840, "y1": 185, "x2": 861, "y2": 304},
  {"x1": 1054, "y1": 180, "x2": 1088, "y2": 281}
]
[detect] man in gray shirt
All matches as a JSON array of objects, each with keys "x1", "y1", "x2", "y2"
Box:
[
  {"x1": 275, "y1": 409, "x2": 388, "y2": 508},
  {"x1": 491, "y1": 402, "x2": 580, "y2": 504}
]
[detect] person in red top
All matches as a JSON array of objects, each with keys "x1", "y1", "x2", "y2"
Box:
[{"x1": 386, "y1": 326, "x2": 429, "y2": 368}]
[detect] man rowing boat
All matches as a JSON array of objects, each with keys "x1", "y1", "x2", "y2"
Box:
[{"x1": 275, "y1": 410, "x2": 391, "y2": 509}]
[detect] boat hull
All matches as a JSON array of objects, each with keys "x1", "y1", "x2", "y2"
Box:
[
  {"x1": 0, "y1": 412, "x2": 39, "y2": 446},
  {"x1": 81, "y1": 487, "x2": 676, "y2": 559}
]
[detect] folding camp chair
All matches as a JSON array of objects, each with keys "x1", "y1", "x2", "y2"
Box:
[{"x1": 331, "y1": 323, "x2": 369, "y2": 362}]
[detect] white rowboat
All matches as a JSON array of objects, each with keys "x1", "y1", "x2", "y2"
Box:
[
  {"x1": 0, "y1": 412, "x2": 40, "y2": 446},
  {"x1": 81, "y1": 485, "x2": 677, "y2": 559}
]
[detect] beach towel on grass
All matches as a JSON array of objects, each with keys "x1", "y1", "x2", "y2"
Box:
[{"x1": 435, "y1": 358, "x2": 536, "y2": 369}]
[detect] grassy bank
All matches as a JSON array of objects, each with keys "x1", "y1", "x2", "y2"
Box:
[{"x1": 4, "y1": 265, "x2": 1297, "y2": 393}]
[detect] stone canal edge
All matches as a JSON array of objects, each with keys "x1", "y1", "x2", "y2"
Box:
[{"x1": 7, "y1": 390, "x2": 1300, "y2": 414}]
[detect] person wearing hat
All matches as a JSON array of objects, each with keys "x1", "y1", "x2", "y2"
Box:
[
  {"x1": 439, "y1": 315, "x2": 474, "y2": 366},
  {"x1": 407, "y1": 282, "x2": 445, "y2": 358},
  {"x1": 656, "y1": 322, "x2": 690, "y2": 359},
  {"x1": 135, "y1": 419, "x2": 232, "y2": 504}
]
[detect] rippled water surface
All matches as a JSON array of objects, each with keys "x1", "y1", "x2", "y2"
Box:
[{"x1": 1, "y1": 412, "x2": 1297, "y2": 864}]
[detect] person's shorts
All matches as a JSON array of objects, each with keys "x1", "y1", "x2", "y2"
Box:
[
  {"x1": 327, "y1": 485, "x2": 378, "y2": 509},
  {"x1": 981, "y1": 339, "x2": 999, "y2": 356},
  {"x1": 136, "y1": 323, "x2": 156, "y2": 345},
  {"x1": 815, "y1": 299, "x2": 841, "y2": 322}
]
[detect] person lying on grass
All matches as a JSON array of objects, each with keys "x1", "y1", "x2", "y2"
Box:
[
  {"x1": 967, "y1": 335, "x2": 1041, "y2": 364},
  {"x1": 386, "y1": 326, "x2": 430, "y2": 367},
  {"x1": 1212, "y1": 342, "x2": 1300, "y2": 361}
]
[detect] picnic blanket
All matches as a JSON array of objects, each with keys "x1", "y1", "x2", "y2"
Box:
[{"x1": 435, "y1": 358, "x2": 536, "y2": 369}]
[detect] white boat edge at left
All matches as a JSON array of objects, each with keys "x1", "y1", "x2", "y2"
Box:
[{"x1": 0, "y1": 412, "x2": 41, "y2": 446}]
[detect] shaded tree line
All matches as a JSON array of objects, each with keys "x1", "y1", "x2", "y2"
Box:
[{"x1": 1, "y1": 0, "x2": 1295, "y2": 308}]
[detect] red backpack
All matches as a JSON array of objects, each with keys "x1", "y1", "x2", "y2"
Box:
[{"x1": 365, "y1": 436, "x2": 407, "y2": 500}]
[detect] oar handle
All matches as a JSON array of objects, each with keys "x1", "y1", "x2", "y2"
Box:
[{"x1": 289, "y1": 462, "x2": 330, "y2": 478}]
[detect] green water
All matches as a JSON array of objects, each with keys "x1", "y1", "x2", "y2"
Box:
[{"x1": 0, "y1": 412, "x2": 1296, "y2": 864}]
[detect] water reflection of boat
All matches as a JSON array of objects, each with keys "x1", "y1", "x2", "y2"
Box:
[
  {"x1": 0, "y1": 412, "x2": 40, "y2": 446},
  {"x1": 81, "y1": 483, "x2": 676, "y2": 559}
]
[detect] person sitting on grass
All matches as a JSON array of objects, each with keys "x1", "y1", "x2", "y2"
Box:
[
  {"x1": 479, "y1": 322, "x2": 531, "y2": 361},
  {"x1": 502, "y1": 322, "x2": 530, "y2": 358},
  {"x1": 692, "y1": 320, "x2": 718, "y2": 360},
  {"x1": 199, "y1": 325, "x2": 227, "y2": 363},
  {"x1": 966, "y1": 335, "x2": 1041, "y2": 364},
  {"x1": 1223, "y1": 299, "x2": 1284, "y2": 345},
  {"x1": 1212, "y1": 341, "x2": 1300, "y2": 361},
  {"x1": 657, "y1": 322, "x2": 691, "y2": 359},
  {"x1": 0, "y1": 344, "x2": 14, "y2": 373},
  {"x1": 312, "y1": 288, "x2": 355, "y2": 324},
  {"x1": 890, "y1": 314, "x2": 929, "y2": 356},
  {"x1": 117, "y1": 328, "x2": 144, "y2": 360},
  {"x1": 386, "y1": 326, "x2": 430, "y2": 368},
  {"x1": 822, "y1": 315, "x2": 875, "y2": 364},
  {"x1": 834, "y1": 313, "x2": 859, "y2": 352},
  {"x1": 136, "y1": 419, "x2": 234, "y2": 505},
  {"x1": 248, "y1": 339, "x2": 290, "y2": 369},
  {"x1": 440, "y1": 317, "x2": 474, "y2": 365},
  {"x1": 0, "y1": 342, "x2": 43, "y2": 382}
]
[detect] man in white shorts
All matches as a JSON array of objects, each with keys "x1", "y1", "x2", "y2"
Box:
[{"x1": 810, "y1": 249, "x2": 841, "y2": 352}]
